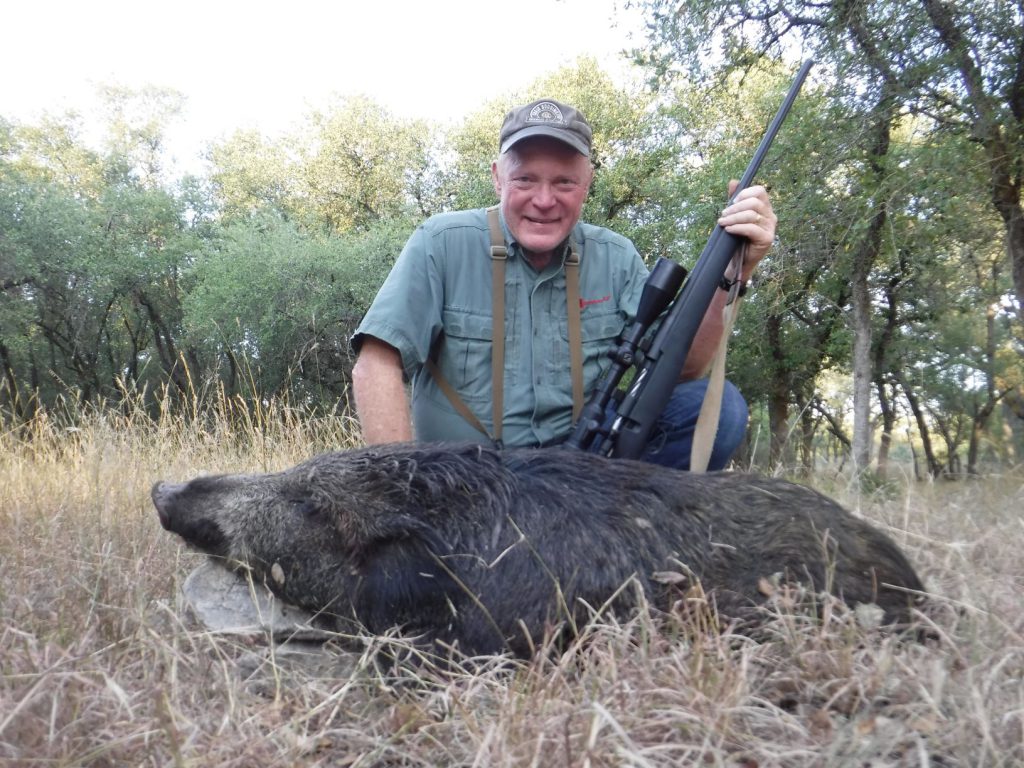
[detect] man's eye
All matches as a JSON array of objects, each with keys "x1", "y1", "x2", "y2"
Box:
[{"x1": 512, "y1": 177, "x2": 536, "y2": 188}]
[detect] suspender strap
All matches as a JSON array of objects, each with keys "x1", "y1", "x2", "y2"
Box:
[
  {"x1": 486, "y1": 204, "x2": 506, "y2": 258},
  {"x1": 426, "y1": 358, "x2": 493, "y2": 438},
  {"x1": 488, "y1": 206, "x2": 507, "y2": 445},
  {"x1": 428, "y1": 205, "x2": 584, "y2": 446},
  {"x1": 564, "y1": 242, "x2": 584, "y2": 422}
]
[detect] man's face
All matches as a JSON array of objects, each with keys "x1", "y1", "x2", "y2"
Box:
[{"x1": 491, "y1": 137, "x2": 593, "y2": 263}]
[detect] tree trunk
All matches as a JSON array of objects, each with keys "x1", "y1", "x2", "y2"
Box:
[
  {"x1": 850, "y1": 264, "x2": 874, "y2": 472},
  {"x1": 967, "y1": 406, "x2": 987, "y2": 474},
  {"x1": 875, "y1": 378, "x2": 896, "y2": 480},
  {"x1": 849, "y1": 98, "x2": 895, "y2": 473},
  {"x1": 1002, "y1": 391, "x2": 1024, "y2": 463},
  {"x1": 967, "y1": 300, "x2": 1002, "y2": 474},
  {"x1": 873, "y1": 251, "x2": 907, "y2": 481},
  {"x1": 0, "y1": 340, "x2": 24, "y2": 420},
  {"x1": 765, "y1": 312, "x2": 791, "y2": 467},
  {"x1": 768, "y1": 389, "x2": 790, "y2": 469},
  {"x1": 920, "y1": 0, "x2": 1024, "y2": 322},
  {"x1": 1007, "y1": 210, "x2": 1024, "y2": 328},
  {"x1": 897, "y1": 371, "x2": 944, "y2": 478},
  {"x1": 905, "y1": 425, "x2": 922, "y2": 481},
  {"x1": 135, "y1": 290, "x2": 193, "y2": 397},
  {"x1": 794, "y1": 394, "x2": 817, "y2": 475}
]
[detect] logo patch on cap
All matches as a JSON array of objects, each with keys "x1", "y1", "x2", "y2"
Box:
[{"x1": 527, "y1": 102, "x2": 565, "y2": 125}]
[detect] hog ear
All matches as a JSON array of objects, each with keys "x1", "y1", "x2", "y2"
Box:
[
  {"x1": 350, "y1": 518, "x2": 462, "y2": 638},
  {"x1": 358, "y1": 511, "x2": 452, "y2": 561},
  {"x1": 298, "y1": 484, "x2": 451, "y2": 567},
  {"x1": 312, "y1": 486, "x2": 448, "y2": 552},
  {"x1": 334, "y1": 449, "x2": 483, "y2": 512}
]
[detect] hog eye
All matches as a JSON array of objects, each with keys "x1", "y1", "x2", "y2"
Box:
[{"x1": 288, "y1": 498, "x2": 318, "y2": 517}]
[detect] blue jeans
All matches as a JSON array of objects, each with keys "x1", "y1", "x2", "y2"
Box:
[{"x1": 602, "y1": 379, "x2": 748, "y2": 471}]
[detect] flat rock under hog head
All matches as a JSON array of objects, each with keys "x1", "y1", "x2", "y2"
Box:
[{"x1": 152, "y1": 442, "x2": 927, "y2": 657}]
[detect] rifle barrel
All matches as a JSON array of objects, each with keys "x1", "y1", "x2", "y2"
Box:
[{"x1": 610, "y1": 60, "x2": 813, "y2": 459}]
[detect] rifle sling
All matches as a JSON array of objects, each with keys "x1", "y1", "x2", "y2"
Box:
[
  {"x1": 428, "y1": 205, "x2": 583, "y2": 446},
  {"x1": 690, "y1": 249, "x2": 746, "y2": 473}
]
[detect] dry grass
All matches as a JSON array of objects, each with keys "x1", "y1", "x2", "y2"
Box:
[{"x1": 1, "y1": 396, "x2": 1022, "y2": 767}]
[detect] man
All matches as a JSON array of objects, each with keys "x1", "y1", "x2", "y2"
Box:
[{"x1": 351, "y1": 98, "x2": 776, "y2": 470}]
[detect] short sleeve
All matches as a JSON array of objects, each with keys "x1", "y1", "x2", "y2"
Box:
[
  {"x1": 351, "y1": 225, "x2": 444, "y2": 380},
  {"x1": 619, "y1": 247, "x2": 651, "y2": 321}
]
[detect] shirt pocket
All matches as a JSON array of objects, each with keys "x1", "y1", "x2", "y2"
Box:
[
  {"x1": 439, "y1": 309, "x2": 494, "y2": 403},
  {"x1": 559, "y1": 310, "x2": 623, "y2": 387}
]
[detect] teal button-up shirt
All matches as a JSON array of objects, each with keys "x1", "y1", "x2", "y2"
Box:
[{"x1": 353, "y1": 208, "x2": 649, "y2": 447}]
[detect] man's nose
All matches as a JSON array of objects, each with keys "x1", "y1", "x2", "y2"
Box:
[{"x1": 532, "y1": 182, "x2": 556, "y2": 208}]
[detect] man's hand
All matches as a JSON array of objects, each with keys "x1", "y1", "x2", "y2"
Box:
[
  {"x1": 717, "y1": 181, "x2": 777, "y2": 281},
  {"x1": 681, "y1": 181, "x2": 777, "y2": 380}
]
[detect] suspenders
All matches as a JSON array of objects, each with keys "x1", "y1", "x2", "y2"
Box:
[
  {"x1": 424, "y1": 207, "x2": 739, "y2": 464},
  {"x1": 427, "y1": 206, "x2": 584, "y2": 446}
]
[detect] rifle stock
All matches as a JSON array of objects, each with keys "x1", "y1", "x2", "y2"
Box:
[{"x1": 567, "y1": 60, "x2": 813, "y2": 458}]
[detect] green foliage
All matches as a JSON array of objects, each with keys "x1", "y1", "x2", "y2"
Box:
[
  {"x1": 183, "y1": 213, "x2": 412, "y2": 402},
  {"x1": 5, "y1": 112, "x2": 106, "y2": 194},
  {"x1": 0, "y1": 165, "x2": 200, "y2": 411},
  {"x1": 208, "y1": 130, "x2": 295, "y2": 222},
  {"x1": 208, "y1": 95, "x2": 436, "y2": 234},
  {"x1": 1, "y1": 34, "x2": 1021, "y2": 468},
  {"x1": 299, "y1": 96, "x2": 434, "y2": 233},
  {"x1": 97, "y1": 84, "x2": 185, "y2": 186},
  {"x1": 632, "y1": 0, "x2": 1023, "y2": 471}
]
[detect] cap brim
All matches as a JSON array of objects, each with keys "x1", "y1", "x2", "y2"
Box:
[{"x1": 500, "y1": 126, "x2": 590, "y2": 156}]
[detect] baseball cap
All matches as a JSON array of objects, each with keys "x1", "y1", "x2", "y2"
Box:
[{"x1": 498, "y1": 99, "x2": 593, "y2": 156}]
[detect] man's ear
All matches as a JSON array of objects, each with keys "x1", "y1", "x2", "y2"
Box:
[{"x1": 491, "y1": 160, "x2": 502, "y2": 197}]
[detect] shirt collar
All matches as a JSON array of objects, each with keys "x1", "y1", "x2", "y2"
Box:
[{"x1": 494, "y1": 208, "x2": 577, "y2": 268}]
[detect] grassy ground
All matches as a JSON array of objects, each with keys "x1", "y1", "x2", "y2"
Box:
[{"x1": 1, "y1": 399, "x2": 1022, "y2": 766}]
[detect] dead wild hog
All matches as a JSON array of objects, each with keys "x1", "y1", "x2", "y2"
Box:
[{"x1": 152, "y1": 443, "x2": 926, "y2": 657}]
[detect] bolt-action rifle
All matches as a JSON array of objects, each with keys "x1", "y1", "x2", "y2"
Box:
[{"x1": 565, "y1": 60, "x2": 813, "y2": 458}]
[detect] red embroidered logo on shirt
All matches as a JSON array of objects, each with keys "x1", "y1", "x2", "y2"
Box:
[{"x1": 580, "y1": 295, "x2": 611, "y2": 309}]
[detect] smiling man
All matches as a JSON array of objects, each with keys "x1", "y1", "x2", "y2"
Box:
[{"x1": 350, "y1": 98, "x2": 776, "y2": 469}]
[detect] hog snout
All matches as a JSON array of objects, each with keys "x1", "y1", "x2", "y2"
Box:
[
  {"x1": 151, "y1": 479, "x2": 230, "y2": 556},
  {"x1": 151, "y1": 481, "x2": 185, "y2": 530}
]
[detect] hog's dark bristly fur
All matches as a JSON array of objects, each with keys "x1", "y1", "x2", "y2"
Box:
[{"x1": 152, "y1": 443, "x2": 927, "y2": 657}]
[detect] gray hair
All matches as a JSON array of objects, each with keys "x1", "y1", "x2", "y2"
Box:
[{"x1": 494, "y1": 141, "x2": 594, "y2": 180}]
